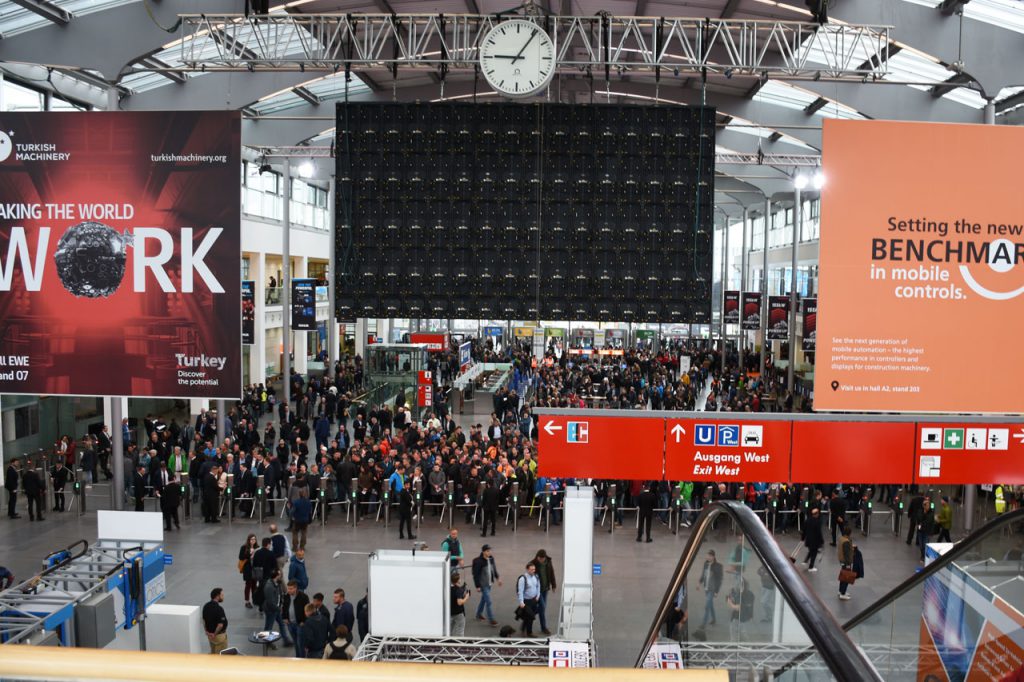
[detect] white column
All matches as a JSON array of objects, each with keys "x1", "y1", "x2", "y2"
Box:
[
  {"x1": 253, "y1": 251, "x2": 267, "y2": 386},
  {"x1": 355, "y1": 318, "x2": 367, "y2": 359}
]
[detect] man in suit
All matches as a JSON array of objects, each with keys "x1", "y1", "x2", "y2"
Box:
[
  {"x1": 22, "y1": 463, "x2": 44, "y2": 522},
  {"x1": 480, "y1": 478, "x2": 499, "y2": 537},
  {"x1": 50, "y1": 460, "x2": 71, "y2": 512},
  {"x1": 637, "y1": 483, "x2": 657, "y2": 543},
  {"x1": 160, "y1": 472, "x2": 181, "y2": 530},
  {"x1": 96, "y1": 426, "x2": 114, "y2": 480},
  {"x1": 202, "y1": 464, "x2": 221, "y2": 522},
  {"x1": 132, "y1": 465, "x2": 148, "y2": 512},
  {"x1": 5, "y1": 458, "x2": 21, "y2": 518}
]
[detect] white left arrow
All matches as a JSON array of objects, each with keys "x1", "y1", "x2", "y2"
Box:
[
  {"x1": 544, "y1": 421, "x2": 563, "y2": 436},
  {"x1": 671, "y1": 423, "x2": 686, "y2": 443}
]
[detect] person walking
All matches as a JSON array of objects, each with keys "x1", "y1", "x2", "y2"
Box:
[
  {"x1": 50, "y1": 460, "x2": 70, "y2": 512},
  {"x1": 449, "y1": 571, "x2": 470, "y2": 636},
  {"x1": 637, "y1": 483, "x2": 656, "y2": 543},
  {"x1": 291, "y1": 488, "x2": 312, "y2": 551},
  {"x1": 441, "y1": 528, "x2": 464, "y2": 568},
  {"x1": 262, "y1": 570, "x2": 289, "y2": 646},
  {"x1": 906, "y1": 493, "x2": 925, "y2": 545},
  {"x1": 5, "y1": 459, "x2": 21, "y2": 519},
  {"x1": 160, "y1": 474, "x2": 181, "y2": 530},
  {"x1": 803, "y1": 506, "x2": 824, "y2": 572},
  {"x1": 917, "y1": 496, "x2": 936, "y2": 562},
  {"x1": 837, "y1": 524, "x2": 854, "y2": 600},
  {"x1": 532, "y1": 549, "x2": 557, "y2": 636},
  {"x1": 398, "y1": 483, "x2": 415, "y2": 540},
  {"x1": 288, "y1": 547, "x2": 310, "y2": 591},
  {"x1": 472, "y1": 544, "x2": 501, "y2": 626},
  {"x1": 936, "y1": 496, "x2": 953, "y2": 543},
  {"x1": 515, "y1": 561, "x2": 541, "y2": 637},
  {"x1": 22, "y1": 464, "x2": 44, "y2": 522},
  {"x1": 699, "y1": 549, "x2": 723, "y2": 628},
  {"x1": 238, "y1": 534, "x2": 258, "y2": 608},
  {"x1": 480, "y1": 479, "x2": 499, "y2": 537},
  {"x1": 202, "y1": 588, "x2": 228, "y2": 654}
]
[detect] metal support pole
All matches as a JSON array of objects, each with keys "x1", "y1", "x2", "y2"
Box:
[
  {"x1": 327, "y1": 177, "x2": 338, "y2": 369},
  {"x1": 446, "y1": 481, "x2": 454, "y2": 531},
  {"x1": 111, "y1": 398, "x2": 124, "y2": 511},
  {"x1": 257, "y1": 474, "x2": 265, "y2": 524},
  {"x1": 760, "y1": 198, "x2": 770, "y2": 377},
  {"x1": 739, "y1": 207, "x2": 748, "y2": 374},
  {"x1": 719, "y1": 213, "x2": 729, "y2": 375},
  {"x1": 226, "y1": 473, "x2": 234, "y2": 526},
  {"x1": 350, "y1": 477, "x2": 359, "y2": 527},
  {"x1": 511, "y1": 482, "x2": 519, "y2": 533},
  {"x1": 282, "y1": 161, "x2": 292, "y2": 408},
  {"x1": 180, "y1": 476, "x2": 189, "y2": 521},
  {"x1": 608, "y1": 483, "x2": 617, "y2": 535},
  {"x1": 788, "y1": 187, "x2": 801, "y2": 394},
  {"x1": 414, "y1": 479, "x2": 422, "y2": 532},
  {"x1": 216, "y1": 400, "x2": 226, "y2": 445}
]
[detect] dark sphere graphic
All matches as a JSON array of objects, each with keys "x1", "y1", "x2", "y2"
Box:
[{"x1": 53, "y1": 221, "x2": 128, "y2": 298}]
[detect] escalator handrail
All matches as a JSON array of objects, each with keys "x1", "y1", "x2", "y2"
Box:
[
  {"x1": 843, "y1": 506, "x2": 1024, "y2": 633},
  {"x1": 634, "y1": 500, "x2": 882, "y2": 682}
]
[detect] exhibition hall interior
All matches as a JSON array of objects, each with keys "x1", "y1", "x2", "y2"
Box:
[{"x1": 0, "y1": 0, "x2": 1023, "y2": 680}]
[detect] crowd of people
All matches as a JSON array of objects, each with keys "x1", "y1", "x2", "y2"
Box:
[{"x1": 2, "y1": 336, "x2": 1015, "y2": 656}]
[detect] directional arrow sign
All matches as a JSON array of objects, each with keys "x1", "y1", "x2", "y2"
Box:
[
  {"x1": 1014, "y1": 428, "x2": 1024, "y2": 445},
  {"x1": 538, "y1": 415, "x2": 666, "y2": 479},
  {"x1": 543, "y1": 421, "x2": 563, "y2": 436},
  {"x1": 670, "y1": 424, "x2": 686, "y2": 443}
]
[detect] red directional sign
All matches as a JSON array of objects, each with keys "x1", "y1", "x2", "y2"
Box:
[
  {"x1": 664, "y1": 418, "x2": 792, "y2": 482},
  {"x1": 914, "y1": 422, "x2": 1024, "y2": 484},
  {"x1": 537, "y1": 415, "x2": 666, "y2": 479},
  {"x1": 791, "y1": 421, "x2": 916, "y2": 484}
]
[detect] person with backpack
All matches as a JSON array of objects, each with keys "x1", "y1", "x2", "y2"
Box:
[
  {"x1": 515, "y1": 561, "x2": 541, "y2": 637},
  {"x1": 324, "y1": 625, "x2": 357, "y2": 660},
  {"x1": 726, "y1": 576, "x2": 754, "y2": 639}
]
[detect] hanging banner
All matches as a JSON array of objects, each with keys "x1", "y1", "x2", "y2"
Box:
[
  {"x1": 0, "y1": 111, "x2": 241, "y2": 399},
  {"x1": 512, "y1": 326, "x2": 536, "y2": 338},
  {"x1": 291, "y1": 278, "x2": 316, "y2": 331},
  {"x1": 741, "y1": 292, "x2": 762, "y2": 331},
  {"x1": 417, "y1": 370, "x2": 433, "y2": 408},
  {"x1": 766, "y1": 296, "x2": 790, "y2": 340},
  {"x1": 241, "y1": 280, "x2": 255, "y2": 345},
  {"x1": 409, "y1": 332, "x2": 449, "y2": 352},
  {"x1": 723, "y1": 290, "x2": 739, "y2": 325},
  {"x1": 816, "y1": 119, "x2": 1024, "y2": 413},
  {"x1": 458, "y1": 341, "x2": 471, "y2": 370},
  {"x1": 914, "y1": 422, "x2": 1024, "y2": 484},
  {"x1": 801, "y1": 298, "x2": 817, "y2": 352}
]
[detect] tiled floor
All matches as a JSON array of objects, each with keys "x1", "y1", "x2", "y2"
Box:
[{"x1": 0, "y1": 491, "x2": 928, "y2": 667}]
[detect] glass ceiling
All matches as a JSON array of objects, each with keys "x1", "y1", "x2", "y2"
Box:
[{"x1": 0, "y1": 0, "x2": 138, "y2": 37}]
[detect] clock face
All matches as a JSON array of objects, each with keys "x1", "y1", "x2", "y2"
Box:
[{"x1": 479, "y1": 19, "x2": 556, "y2": 98}]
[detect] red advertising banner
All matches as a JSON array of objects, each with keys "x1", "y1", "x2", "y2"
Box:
[
  {"x1": 664, "y1": 418, "x2": 792, "y2": 482},
  {"x1": 537, "y1": 415, "x2": 666, "y2": 479},
  {"x1": 914, "y1": 422, "x2": 1024, "y2": 484},
  {"x1": 801, "y1": 298, "x2": 817, "y2": 352},
  {"x1": 723, "y1": 290, "x2": 739, "y2": 325},
  {"x1": 0, "y1": 111, "x2": 241, "y2": 398},
  {"x1": 791, "y1": 421, "x2": 916, "y2": 483},
  {"x1": 410, "y1": 332, "x2": 449, "y2": 352},
  {"x1": 741, "y1": 292, "x2": 761, "y2": 331},
  {"x1": 766, "y1": 295, "x2": 790, "y2": 340}
]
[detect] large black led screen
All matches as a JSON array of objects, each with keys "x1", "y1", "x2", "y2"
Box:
[{"x1": 335, "y1": 102, "x2": 714, "y2": 322}]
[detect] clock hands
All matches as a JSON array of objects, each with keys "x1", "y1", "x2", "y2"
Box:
[{"x1": 511, "y1": 28, "x2": 538, "y2": 64}]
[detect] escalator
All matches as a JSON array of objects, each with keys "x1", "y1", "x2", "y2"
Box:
[{"x1": 636, "y1": 501, "x2": 1024, "y2": 681}]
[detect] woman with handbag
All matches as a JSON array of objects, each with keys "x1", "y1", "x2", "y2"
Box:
[
  {"x1": 837, "y1": 525, "x2": 856, "y2": 601},
  {"x1": 239, "y1": 533, "x2": 258, "y2": 609}
]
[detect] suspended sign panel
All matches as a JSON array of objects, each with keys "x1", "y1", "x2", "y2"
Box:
[
  {"x1": 537, "y1": 415, "x2": 665, "y2": 480},
  {"x1": 816, "y1": 119, "x2": 1024, "y2": 413},
  {"x1": 0, "y1": 111, "x2": 241, "y2": 399}
]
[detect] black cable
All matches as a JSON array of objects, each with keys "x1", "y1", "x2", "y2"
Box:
[{"x1": 143, "y1": 0, "x2": 182, "y2": 33}]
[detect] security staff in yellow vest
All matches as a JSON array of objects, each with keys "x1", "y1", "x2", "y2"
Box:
[{"x1": 991, "y1": 485, "x2": 1007, "y2": 512}]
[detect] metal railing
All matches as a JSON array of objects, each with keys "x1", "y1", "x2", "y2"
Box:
[{"x1": 634, "y1": 500, "x2": 882, "y2": 681}]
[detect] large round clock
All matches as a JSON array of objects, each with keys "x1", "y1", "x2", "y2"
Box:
[{"x1": 479, "y1": 19, "x2": 556, "y2": 98}]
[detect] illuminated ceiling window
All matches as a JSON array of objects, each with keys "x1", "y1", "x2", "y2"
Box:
[{"x1": 0, "y1": 0, "x2": 138, "y2": 38}]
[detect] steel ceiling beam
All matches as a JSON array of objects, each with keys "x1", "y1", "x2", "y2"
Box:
[
  {"x1": 167, "y1": 14, "x2": 890, "y2": 82},
  {"x1": 9, "y1": 0, "x2": 71, "y2": 26},
  {"x1": 939, "y1": 0, "x2": 971, "y2": 16}
]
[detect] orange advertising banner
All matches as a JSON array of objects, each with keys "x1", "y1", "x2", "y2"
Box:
[{"x1": 815, "y1": 120, "x2": 1024, "y2": 413}]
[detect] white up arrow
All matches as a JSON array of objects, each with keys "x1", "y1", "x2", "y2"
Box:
[
  {"x1": 671, "y1": 424, "x2": 686, "y2": 443},
  {"x1": 544, "y1": 421, "x2": 563, "y2": 436}
]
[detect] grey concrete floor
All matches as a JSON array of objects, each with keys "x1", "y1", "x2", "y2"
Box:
[{"x1": 0, "y1": 492, "x2": 927, "y2": 667}]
